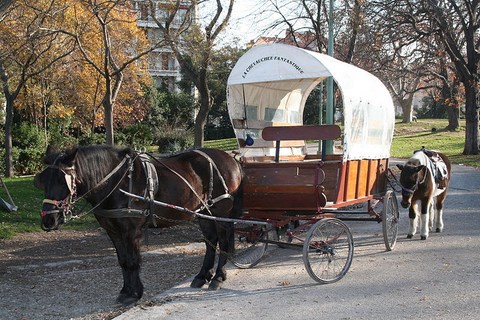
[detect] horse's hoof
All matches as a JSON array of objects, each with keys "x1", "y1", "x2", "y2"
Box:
[
  {"x1": 190, "y1": 278, "x2": 207, "y2": 289},
  {"x1": 420, "y1": 236, "x2": 427, "y2": 240},
  {"x1": 116, "y1": 294, "x2": 139, "y2": 307},
  {"x1": 436, "y1": 228, "x2": 442, "y2": 233},
  {"x1": 208, "y1": 279, "x2": 222, "y2": 291},
  {"x1": 407, "y1": 234, "x2": 413, "y2": 239},
  {"x1": 116, "y1": 293, "x2": 127, "y2": 304}
]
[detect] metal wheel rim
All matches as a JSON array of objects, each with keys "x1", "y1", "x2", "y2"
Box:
[
  {"x1": 302, "y1": 218, "x2": 354, "y2": 284},
  {"x1": 382, "y1": 190, "x2": 399, "y2": 251}
]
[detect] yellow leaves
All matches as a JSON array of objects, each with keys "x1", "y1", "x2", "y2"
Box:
[
  {"x1": 67, "y1": 0, "x2": 150, "y2": 69},
  {"x1": 48, "y1": 104, "x2": 75, "y2": 119},
  {"x1": 1, "y1": 0, "x2": 152, "y2": 131}
]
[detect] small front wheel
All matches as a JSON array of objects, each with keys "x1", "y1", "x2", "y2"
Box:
[
  {"x1": 302, "y1": 218, "x2": 354, "y2": 284},
  {"x1": 382, "y1": 189, "x2": 399, "y2": 251}
]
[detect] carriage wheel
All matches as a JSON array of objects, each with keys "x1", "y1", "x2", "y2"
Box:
[
  {"x1": 302, "y1": 218, "x2": 354, "y2": 284},
  {"x1": 382, "y1": 189, "x2": 399, "y2": 251},
  {"x1": 230, "y1": 222, "x2": 269, "y2": 269}
]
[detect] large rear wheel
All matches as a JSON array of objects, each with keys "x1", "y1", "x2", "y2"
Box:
[
  {"x1": 231, "y1": 222, "x2": 268, "y2": 269},
  {"x1": 302, "y1": 218, "x2": 354, "y2": 284}
]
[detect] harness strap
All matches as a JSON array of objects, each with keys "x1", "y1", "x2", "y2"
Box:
[
  {"x1": 157, "y1": 158, "x2": 210, "y2": 214},
  {"x1": 402, "y1": 186, "x2": 417, "y2": 195},
  {"x1": 193, "y1": 149, "x2": 230, "y2": 193},
  {"x1": 139, "y1": 154, "x2": 159, "y2": 226},
  {"x1": 92, "y1": 155, "x2": 130, "y2": 194},
  {"x1": 43, "y1": 199, "x2": 58, "y2": 205},
  {"x1": 71, "y1": 154, "x2": 132, "y2": 204},
  {"x1": 146, "y1": 150, "x2": 233, "y2": 215},
  {"x1": 94, "y1": 208, "x2": 148, "y2": 218},
  {"x1": 192, "y1": 149, "x2": 233, "y2": 212}
]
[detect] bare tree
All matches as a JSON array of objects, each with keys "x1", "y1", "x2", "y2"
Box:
[
  {"x1": 148, "y1": 0, "x2": 235, "y2": 147},
  {"x1": 370, "y1": 0, "x2": 479, "y2": 154},
  {"x1": 255, "y1": 0, "x2": 364, "y2": 58}
]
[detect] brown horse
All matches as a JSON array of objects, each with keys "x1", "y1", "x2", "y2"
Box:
[
  {"x1": 34, "y1": 145, "x2": 243, "y2": 305},
  {"x1": 396, "y1": 149, "x2": 451, "y2": 240}
]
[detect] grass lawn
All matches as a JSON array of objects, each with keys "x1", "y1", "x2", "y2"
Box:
[
  {"x1": 391, "y1": 119, "x2": 477, "y2": 166},
  {"x1": 0, "y1": 118, "x2": 477, "y2": 239}
]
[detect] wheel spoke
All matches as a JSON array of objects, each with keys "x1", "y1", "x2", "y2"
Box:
[{"x1": 303, "y1": 218, "x2": 354, "y2": 284}]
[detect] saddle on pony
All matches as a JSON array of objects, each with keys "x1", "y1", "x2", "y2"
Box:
[{"x1": 415, "y1": 147, "x2": 449, "y2": 189}]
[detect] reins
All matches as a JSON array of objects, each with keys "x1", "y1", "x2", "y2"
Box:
[
  {"x1": 43, "y1": 149, "x2": 235, "y2": 226},
  {"x1": 142, "y1": 149, "x2": 233, "y2": 216},
  {"x1": 77, "y1": 155, "x2": 131, "y2": 202},
  {"x1": 41, "y1": 153, "x2": 136, "y2": 222}
]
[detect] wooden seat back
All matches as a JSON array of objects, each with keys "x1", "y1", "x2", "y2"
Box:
[
  {"x1": 262, "y1": 124, "x2": 341, "y2": 142},
  {"x1": 261, "y1": 125, "x2": 342, "y2": 162}
]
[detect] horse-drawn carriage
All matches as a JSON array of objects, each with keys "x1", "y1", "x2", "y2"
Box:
[
  {"x1": 227, "y1": 43, "x2": 399, "y2": 283},
  {"x1": 36, "y1": 43, "x2": 400, "y2": 304}
]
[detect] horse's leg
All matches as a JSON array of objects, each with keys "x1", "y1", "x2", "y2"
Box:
[
  {"x1": 435, "y1": 191, "x2": 447, "y2": 233},
  {"x1": 100, "y1": 218, "x2": 144, "y2": 305},
  {"x1": 407, "y1": 201, "x2": 419, "y2": 238},
  {"x1": 420, "y1": 199, "x2": 431, "y2": 240},
  {"x1": 428, "y1": 200, "x2": 435, "y2": 231},
  {"x1": 191, "y1": 218, "x2": 218, "y2": 288},
  {"x1": 208, "y1": 221, "x2": 233, "y2": 291}
]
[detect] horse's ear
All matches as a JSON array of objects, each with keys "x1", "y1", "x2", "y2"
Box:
[
  {"x1": 119, "y1": 147, "x2": 133, "y2": 158},
  {"x1": 62, "y1": 148, "x2": 78, "y2": 167},
  {"x1": 44, "y1": 145, "x2": 60, "y2": 165},
  {"x1": 45, "y1": 144, "x2": 56, "y2": 156},
  {"x1": 396, "y1": 164, "x2": 404, "y2": 171}
]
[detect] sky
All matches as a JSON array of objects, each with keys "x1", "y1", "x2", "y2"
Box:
[{"x1": 200, "y1": 0, "x2": 276, "y2": 45}]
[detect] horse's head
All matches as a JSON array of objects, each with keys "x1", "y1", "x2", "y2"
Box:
[
  {"x1": 34, "y1": 147, "x2": 78, "y2": 231},
  {"x1": 396, "y1": 161, "x2": 427, "y2": 208}
]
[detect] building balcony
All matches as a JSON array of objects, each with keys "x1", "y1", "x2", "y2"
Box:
[{"x1": 148, "y1": 68, "x2": 181, "y2": 77}]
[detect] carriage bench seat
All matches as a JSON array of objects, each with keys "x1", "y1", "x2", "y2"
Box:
[
  {"x1": 242, "y1": 124, "x2": 342, "y2": 212},
  {"x1": 262, "y1": 125, "x2": 341, "y2": 162}
]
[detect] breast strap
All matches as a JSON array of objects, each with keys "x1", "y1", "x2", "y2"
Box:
[{"x1": 192, "y1": 149, "x2": 233, "y2": 212}]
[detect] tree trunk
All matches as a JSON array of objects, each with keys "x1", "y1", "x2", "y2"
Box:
[
  {"x1": 463, "y1": 82, "x2": 479, "y2": 155},
  {"x1": 400, "y1": 95, "x2": 414, "y2": 123},
  {"x1": 445, "y1": 106, "x2": 459, "y2": 131},
  {"x1": 103, "y1": 73, "x2": 115, "y2": 145},
  {"x1": 104, "y1": 98, "x2": 114, "y2": 145},
  {"x1": 4, "y1": 96, "x2": 14, "y2": 177},
  {"x1": 194, "y1": 91, "x2": 211, "y2": 147}
]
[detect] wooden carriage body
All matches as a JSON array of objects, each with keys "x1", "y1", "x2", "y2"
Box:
[
  {"x1": 240, "y1": 127, "x2": 389, "y2": 222},
  {"x1": 227, "y1": 44, "x2": 395, "y2": 221}
]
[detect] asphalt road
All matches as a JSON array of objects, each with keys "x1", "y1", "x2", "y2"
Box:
[{"x1": 116, "y1": 162, "x2": 480, "y2": 320}]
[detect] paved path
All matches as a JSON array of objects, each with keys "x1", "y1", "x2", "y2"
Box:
[{"x1": 116, "y1": 163, "x2": 480, "y2": 320}]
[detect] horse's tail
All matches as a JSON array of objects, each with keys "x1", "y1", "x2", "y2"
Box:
[
  {"x1": 231, "y1": 157, "x2": 244, "y2": 218},
  {"x1": 232, "y1": 180, "x2": 244, "y2": 219}
]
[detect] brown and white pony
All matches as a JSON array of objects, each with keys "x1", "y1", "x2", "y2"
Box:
[{"x1": 396, "y1": 149, "x2": 451, "y2": 240}]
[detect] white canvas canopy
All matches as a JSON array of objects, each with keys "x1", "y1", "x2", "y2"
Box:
[{"x1": 227, "y1": 43, "x2": 395, "y2": 161}]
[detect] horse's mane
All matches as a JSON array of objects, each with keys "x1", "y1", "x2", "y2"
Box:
[
  {"x1": 160, "y1": 147, "x2": 199, "y2": 159},
  {"x1": 74, "y1": 145, "x2": 132, "y2": 191},
  {"x1": 409, "y1": 150, "x2": 428, "y2": 166}
]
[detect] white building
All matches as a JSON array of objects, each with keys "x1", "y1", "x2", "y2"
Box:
[{"x1": 133, "y1": 0, "x2": 194, "y2": 92}]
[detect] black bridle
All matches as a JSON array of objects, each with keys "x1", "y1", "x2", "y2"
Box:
[
  {"x1": 41, "y1": 154, "x2": 132, "y2": 223},
  {"x1": 401, "y1": 167, "x2": 428, "y2": 197}
]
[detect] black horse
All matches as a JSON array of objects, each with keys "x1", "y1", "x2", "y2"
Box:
[{"x1": 34, "y1": 145, "x2": 243, "y2": 305}]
